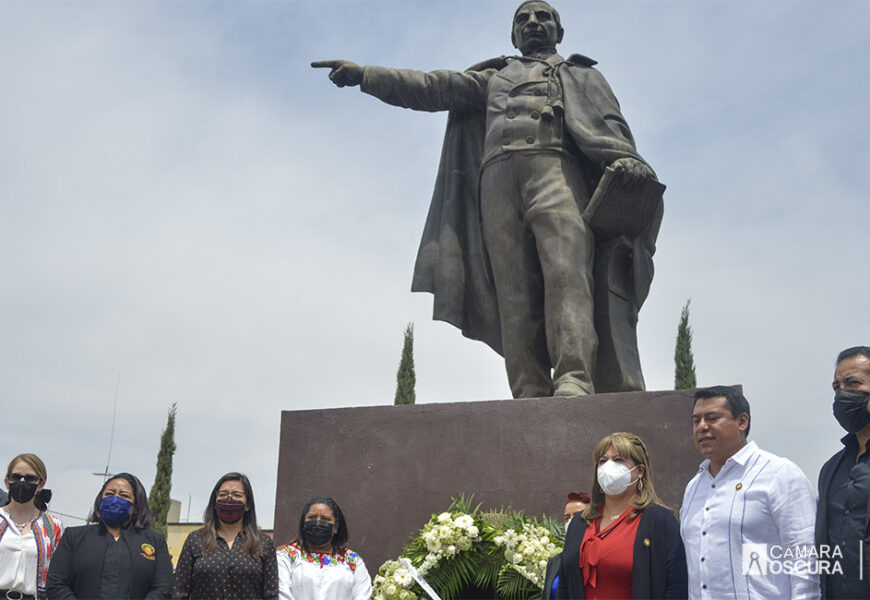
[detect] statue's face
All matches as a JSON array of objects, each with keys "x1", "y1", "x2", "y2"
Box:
[{"x1": 512, "y1": 2, "x2": 562, "y2": 54}]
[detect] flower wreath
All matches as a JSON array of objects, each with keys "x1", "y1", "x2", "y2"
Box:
[{"x1": 373, "y1": 495, "x2": 562, "y2": 600}]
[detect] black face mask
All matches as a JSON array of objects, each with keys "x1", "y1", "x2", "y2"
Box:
[
  {"x1": 833, "y1": 388, "x2": 870, "y2": 433},
  {"x1": 303, "y1": 519, "x2": 335, "y2": 546},
  {"x1": 8, "y1": 481, "x2": 38, "y2": 504}
]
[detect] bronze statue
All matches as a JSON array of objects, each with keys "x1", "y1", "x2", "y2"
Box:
[{"x1": 314, "y1": 0, "x2": 664, "y2": 398}]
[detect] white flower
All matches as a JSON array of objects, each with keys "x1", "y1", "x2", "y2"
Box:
[
  {"x1": 467, "y1": 525, "x2": 479, "y2": 538},
  {"x1": 494, "y1": 535, "x2": 506, "y2": 546},
  {"x1": 437, "y1": 512, "x2": 452, "y2": 523},
  {"x1": 386, "y1": 584, "x2": 397, "y2": 596},
  {"x1": 419, "y1": 554, "x2": 438, "y2": 576},
  {"x1": 454, "y1": 514, "x2": 474, "y2": 529},
  {"x1": 445, "y1": 544, "x2": 457, "y2": 555},
  {"x1": 438, "y1": 525, "x2": 452, "y2": 539},
  {"x1": 456, "y1": 537, "x2": 471, "y2": 551}
]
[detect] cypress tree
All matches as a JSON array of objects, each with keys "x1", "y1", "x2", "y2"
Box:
[
  {"x1": 149, "y1": 403, "x2": 177, "y2": 535},
  {"x1": 674, "y1": 299, "x2": 697, "y2": 390},
  {"x1": 394, "y1": 323, "x2": 416, "y2": 405}
]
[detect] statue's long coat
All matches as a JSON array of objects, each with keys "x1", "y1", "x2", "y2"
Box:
[{"x1": 406, "y1": 55, "x2": 661, "y2": 356}]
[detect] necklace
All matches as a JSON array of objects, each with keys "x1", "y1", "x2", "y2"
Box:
[
  {"x1": 4, "y1": 508, "x2": 36, "y2": 532},
  {"x1": 604, "y1": 506, "x2": 630, "y2": 522}
]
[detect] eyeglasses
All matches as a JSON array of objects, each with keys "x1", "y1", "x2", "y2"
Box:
[
  {"x1": 7, "y1": 473, "x2": 41, "y2": 485},
  {"x1": 217, "y1": 492, "x2": 245, "y2": 500}
]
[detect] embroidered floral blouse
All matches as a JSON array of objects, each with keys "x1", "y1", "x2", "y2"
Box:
[{"x1": 276, "y1": 542, "x2": 372, "y2": 600}]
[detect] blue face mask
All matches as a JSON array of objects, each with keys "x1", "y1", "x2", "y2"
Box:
[{"x1": 99, "y1": 495, "x2": 133, "y2": 527}]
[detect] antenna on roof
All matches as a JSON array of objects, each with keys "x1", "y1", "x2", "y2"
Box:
[{"x1": 93, "y1": 372, "x2": 120, "y2": 482}]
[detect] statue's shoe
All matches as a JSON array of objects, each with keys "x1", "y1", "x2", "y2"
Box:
[{"x1": 553, "y1": 381, "x2": 593, "y2": 397}]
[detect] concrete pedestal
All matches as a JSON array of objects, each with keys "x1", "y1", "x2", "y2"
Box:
[{"x1": 274, "y1": 389, "x2": 702, "y2": 575}]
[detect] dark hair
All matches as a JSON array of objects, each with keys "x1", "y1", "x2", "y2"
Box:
[
  {"x1": 296, "y1": 496, "x2": 349, "y2": 554},
  {"x1": 201, "y1": 472, "x2": 263, "y2": 559},
  {"x1": 511, "y1": 0, "x2": 564, "y2": 49},
  {"x1": 89, "y1": 473, "x2": 152, "y2": 530},
  {"x1": 693, "y1": 385, "x2": 751, "y2": 438},
  {"x1": 837, "y1": 346, "x2": 870, "y2": 365},
  {"x1": 566, "y1": 491, "x2": 591, "y2": 504}
]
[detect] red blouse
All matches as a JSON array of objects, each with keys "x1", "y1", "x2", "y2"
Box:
[{"x1": 579, "y1": 506, "x2": 642, "y2": 600}]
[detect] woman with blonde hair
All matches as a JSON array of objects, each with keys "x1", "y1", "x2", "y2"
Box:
[
  {"x1": 559, "y1": 432, "x2": 687, "y2": 599},
  {"x1": 0, "y1": 453, "x2": 63, "y2": 600}
]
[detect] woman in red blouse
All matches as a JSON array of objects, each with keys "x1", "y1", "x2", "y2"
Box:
[{"x1": 558, "y1": 432, "x2": 688, "y2": 599}]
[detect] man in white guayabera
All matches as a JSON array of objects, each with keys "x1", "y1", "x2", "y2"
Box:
[{"x1": 680, "y1": 385, "x2": 820, "y2": 599}]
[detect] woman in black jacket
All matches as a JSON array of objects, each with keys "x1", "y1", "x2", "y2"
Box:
[
  {"x1": 46, "y1": 473, "x2": 172, "y2": 599},
  {"x1": 558, "y1": 432, "x2": 687, "y2": 599}
]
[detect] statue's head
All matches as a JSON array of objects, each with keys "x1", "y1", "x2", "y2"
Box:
[{"x1": 511, "y1": 0, "x2": 564, "y2": 55}]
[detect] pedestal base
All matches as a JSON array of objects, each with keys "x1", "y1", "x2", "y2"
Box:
[{"x1": 274, "y1": 389, "x2": 702, "y2": 575}]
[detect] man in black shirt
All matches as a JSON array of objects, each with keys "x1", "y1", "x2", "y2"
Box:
[{"x1": 817, "y1": 346, "x2": 870, "y2": 598}]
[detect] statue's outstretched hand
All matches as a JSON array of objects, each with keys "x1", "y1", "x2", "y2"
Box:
[
  {"x1": 311, "y1": 60, "x2": 363, "y2": 88},
  {"x1": 610, "y1": 158, "x2": 655, "y2": 191}
]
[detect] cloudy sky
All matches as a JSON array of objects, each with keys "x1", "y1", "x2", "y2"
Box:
[{"x1": 2, "y1": 0, "x2": 869, "y2": 531}]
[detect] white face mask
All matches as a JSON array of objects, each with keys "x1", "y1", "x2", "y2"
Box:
[
  {"x1": 597, "y1": 460, "x2": 640, "y2": 496},
  {"x1": 564, "y1": 518, "x2": 572, "y2": 536}
]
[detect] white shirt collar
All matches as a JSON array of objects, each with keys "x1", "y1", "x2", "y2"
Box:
[{"x1": 698, "y1": 440, "x2": 758, "y2": 474}]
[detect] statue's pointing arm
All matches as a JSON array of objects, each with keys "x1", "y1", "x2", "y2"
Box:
[{"x1": 312, "y1": 59, "x2": 490, "y2": 113}]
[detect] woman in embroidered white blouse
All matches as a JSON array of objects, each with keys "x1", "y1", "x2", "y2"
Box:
[
  {"x1": 0, "y1": 453, "x2": 63, "y2": 600},
  {"x1": 276, "y1": 496, "x2": 372, "y2": 600}
]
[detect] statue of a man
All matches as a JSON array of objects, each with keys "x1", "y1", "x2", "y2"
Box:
[{"x1": 314, "y1": 0, "x2": 662, "y2": 398}]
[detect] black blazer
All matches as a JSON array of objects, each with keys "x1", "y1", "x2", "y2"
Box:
[
  {"x1": 815, "y1": 445, "x2": 870, "y2": 540},
  {"x1": 557, "y1": 504, "x2": 687, "y2": 600},
  {"x1": 46, "y1": 523, "x2": 172, "y2": 599},
  {"x1": 542, "y1": 553, "x2": 562, "y2": 600},
  {"x1": 815, "y1": 446, "x2": 870, "y2": 596},
  {"x1": 815, "y1": 446, "x2": 845, "y2": 540}
]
